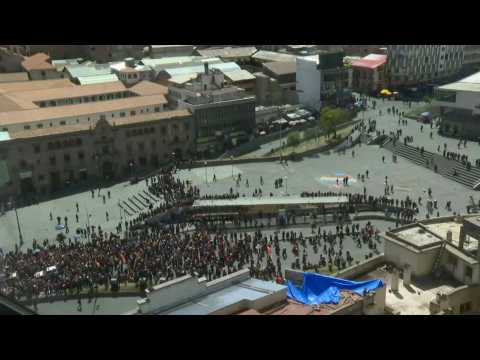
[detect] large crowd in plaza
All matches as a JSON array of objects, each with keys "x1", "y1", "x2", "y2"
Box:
[{"x1": 0, "y1": 96, "x2": 466, "y2": 308}]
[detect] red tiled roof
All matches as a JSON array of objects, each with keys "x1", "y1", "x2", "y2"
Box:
[
  {"x1": 21, "y1": 53, "x2": 55, "y2": 71},
  {"x1": 351, "y1": 54, "x2": 387, "y2": 70}
]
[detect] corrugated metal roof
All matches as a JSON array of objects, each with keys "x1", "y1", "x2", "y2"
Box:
[
  {"x1": 253, "y1": 51, "x2": 297, "y2": 63},
  {"x1": 77, "y1": 74, "x2": 119, "y2": 85},
  {"x1": 224, "y1": 69, "x2": 256, "y2": 82},
  {"x1": 164, "y1": 62, "x2": 241, "y2": 77},
  {"x1": 66, "y1": 64, "x2": 112, "y2": 79}
]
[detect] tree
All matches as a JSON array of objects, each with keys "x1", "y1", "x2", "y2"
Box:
[
  {"x1": 287, "y1": 132, "x2": 301, "y2": 147},
  {"x1": 320, "y1": 107, "x2": 349, "y2": 138}
]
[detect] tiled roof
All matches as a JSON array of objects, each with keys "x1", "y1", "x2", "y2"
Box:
[
  {"x1": 21, "y1": 53, "x2": 56, "y2": 71},
  {"x1": 0, "y1": 72, "x2": 29, "y2": 83},
  {"x1": 9, "y1": 81, "x2": 127, "y2": 104},
  {"x1": 0, "y1": 79, "x2": 75, "y2": 94},
  {"x1": 351, "y1": 54, "x2": 387, "y2": 70},
  {"x1": 263, "y1": 61, "x2": 297, "y2": 76},
  {"x1": 129, "y1": 81, "x2": 168, "y2": 96},
  {"x1": 0, "y1": 95, "x2": 168, "y2": 126}
]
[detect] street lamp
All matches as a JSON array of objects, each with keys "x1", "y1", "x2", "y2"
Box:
[
  {"x1": 284, "y1": 176, "x2": 288, "y2": 196},
  {"x1": 204, "y1": 161, "x2": 208, "y2": 186},
  {"x1": 14, "y1": 200, "x2": 23, "y2": 248}
]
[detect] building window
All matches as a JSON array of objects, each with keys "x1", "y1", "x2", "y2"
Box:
[
  {"x1": 130, "y1": 110, "x2": 136, "y2": 116},
  {"x1": 1, "y1": 128, "x2": 7, "y2": 132},
  {"x1": 78, "y1": 151, "x2": 85, "y2": 160},
  {"x1": 19, "y1": 160, "x2": 27, "y2": 169},
  {"x1": 161, "y1": 126, "x2": 166, "y2": 135},
  {"x1": 155, "y1": 107, "x2": 160, "y2": 113},
  {"x1": 64, "y1": 154, "x2": 71, "y2": 163},
  {"x1": 120, "y1": 112, "x2": 126, "y2": 117},
  {"x1": 60, "y1": 121, "x2": 66, "y2": 126},
  {"x1": 39, "y1": 102, "x2": 46, "y2": 108},
  {"x1": 126, "y1": 144, "x2": 132, "y2": 154},
  {"x1": 465, "y1": 266, "x2": 473, "y2": 279},
  {"x1": 49, "y1": 156, "x2": 56, "y2": 165},
  {"x1": 24, "y1": 125, "x2": 31, "y2": 130},
  {"x1": 41, "y1": 70, "x2": 46, "y2": 77},
  {"x1": 38, "y1": 174, "x2": 44, "y2": 181},
  {"x1": 100, "y1": 115, "x2": 106, "y2": 121},
  {"x1": 138, "y1": 142, "x2": 144, "y2": 151},
  {"x1": 37, "y1": 124, "x2": 43, "y2": 129},
  {"x1": 151, "y1": 140, "x2": 156, "y2": 148},
  {"x1": 34, "y1": 145, "x2": 41, "y2": 154}
]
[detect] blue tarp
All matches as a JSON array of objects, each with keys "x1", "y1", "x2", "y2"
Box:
[{"x1": 287, "y1": 272, "x2": 385, "y2": 305}]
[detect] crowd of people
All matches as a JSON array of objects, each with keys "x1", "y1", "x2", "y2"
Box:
[{"x1": 0, "y1": 97, "x2": 469, "y2": 308}]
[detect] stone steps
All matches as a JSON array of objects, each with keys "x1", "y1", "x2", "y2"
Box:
[{"x1": 385, "y1": 138, "x2": 480, "y2": 190}]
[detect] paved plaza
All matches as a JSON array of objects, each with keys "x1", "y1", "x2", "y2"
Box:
[
  {"x1": 1, "y1": 98, "x2": 478, "y2": 256},
  {"x1": 3, "y1": 97, "x2": 480, "y2": 314}
]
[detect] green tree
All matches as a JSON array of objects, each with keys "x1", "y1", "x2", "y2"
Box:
[
  {"x1": 320, "y1": 107, "x2": 349, "y2": 138},
  {"x1": 287, "y1": 131, "x2": 301, "y2": 147}
]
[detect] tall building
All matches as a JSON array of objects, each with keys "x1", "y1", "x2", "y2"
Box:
[
  {"x1": 387, "y1": 45, "x2": 465, "y2": 87},
  {"x1": 462, "y1": 45, "x2": 480, "y2": 75},
  {"x1": 297, "y1": 50, "x2": 348, "y2": 111}
]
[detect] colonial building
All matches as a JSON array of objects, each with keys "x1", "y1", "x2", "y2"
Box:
[{"x1": 0, "y1": 79, "x2": 193, "y2": 199}]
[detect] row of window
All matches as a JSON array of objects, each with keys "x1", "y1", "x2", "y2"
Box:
[
  {"x1": 14, "y1": 107, "x2": 163, "y2": 132},
  {"x1": 36, "y1": 91, "x2": 133, "y2": 108}
]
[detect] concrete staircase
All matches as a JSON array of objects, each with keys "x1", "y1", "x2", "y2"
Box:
[{"x1": 384, "y1": 138, "x2": 480, "y2": 190}]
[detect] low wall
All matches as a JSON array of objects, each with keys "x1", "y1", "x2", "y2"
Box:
[
  {"x1": 430, "y1": 284, "x2": 480, "y2": 314},
  {"x1": 20, "y1": 290, "x2": 141, "y2": 306},
  {"x1": 334, "y1": 254, "x2": 386, "y2": 280}
]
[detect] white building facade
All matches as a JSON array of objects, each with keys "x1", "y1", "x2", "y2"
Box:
[{"x1": 296, "y1": 56, "x2": 321, "y2": 111}]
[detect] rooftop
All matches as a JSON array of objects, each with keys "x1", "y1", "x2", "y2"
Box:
[
  {"x1": 65, "y1": 64, "x2": 113, "y2": 79},
  {"x1": 77, "y1": 74, "x2": 119, "y2": 85},
  {"x1": 263, "y1": 61, "x2": 297, "y2": 76},
  {"x1": 129, "y1": 80, "x2": 168, "y2": 96},
  {"x1": 0, "y1": 94, "x2": 167, "y2": 127},
  {"x1": 162, "y1": 62, "x2": 241, "y2": 78},
  {"x1": 252, "y1": 50, "x2": 297, "y2": 63},
  {"x1": 193, "y1": 196, "x2": 348, "y2": 208},
  {"x1": 0, "y1": 72, "x2": 29, "y2": 83},
  {"x1": 7, "y1": 81, "x2": 127, "y2": 104},
  {"x1": 159, "y1": 277, "x2": 287, "y2": 315},
  {"x1": 223, "y1": 69, "x2": 256, "y2": 82},
  {"x1": 196, "y1": 46, "x2": 258, "y2": 59},
  {"x1": 393, "y1": 225, "x2": 443, "y2": 249},
  {"x1": 437, "y1": 71, "x2": 480, "y2": 93},
  {"x1": 21, "y1": 53, "x2": 55, "y2": 71},
  {"x1": 351, "y1": 54, "x2": 387, "y2": 70},
  {"x1": 0, "y1": 79, "x2": 75, "y2": 94}
]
